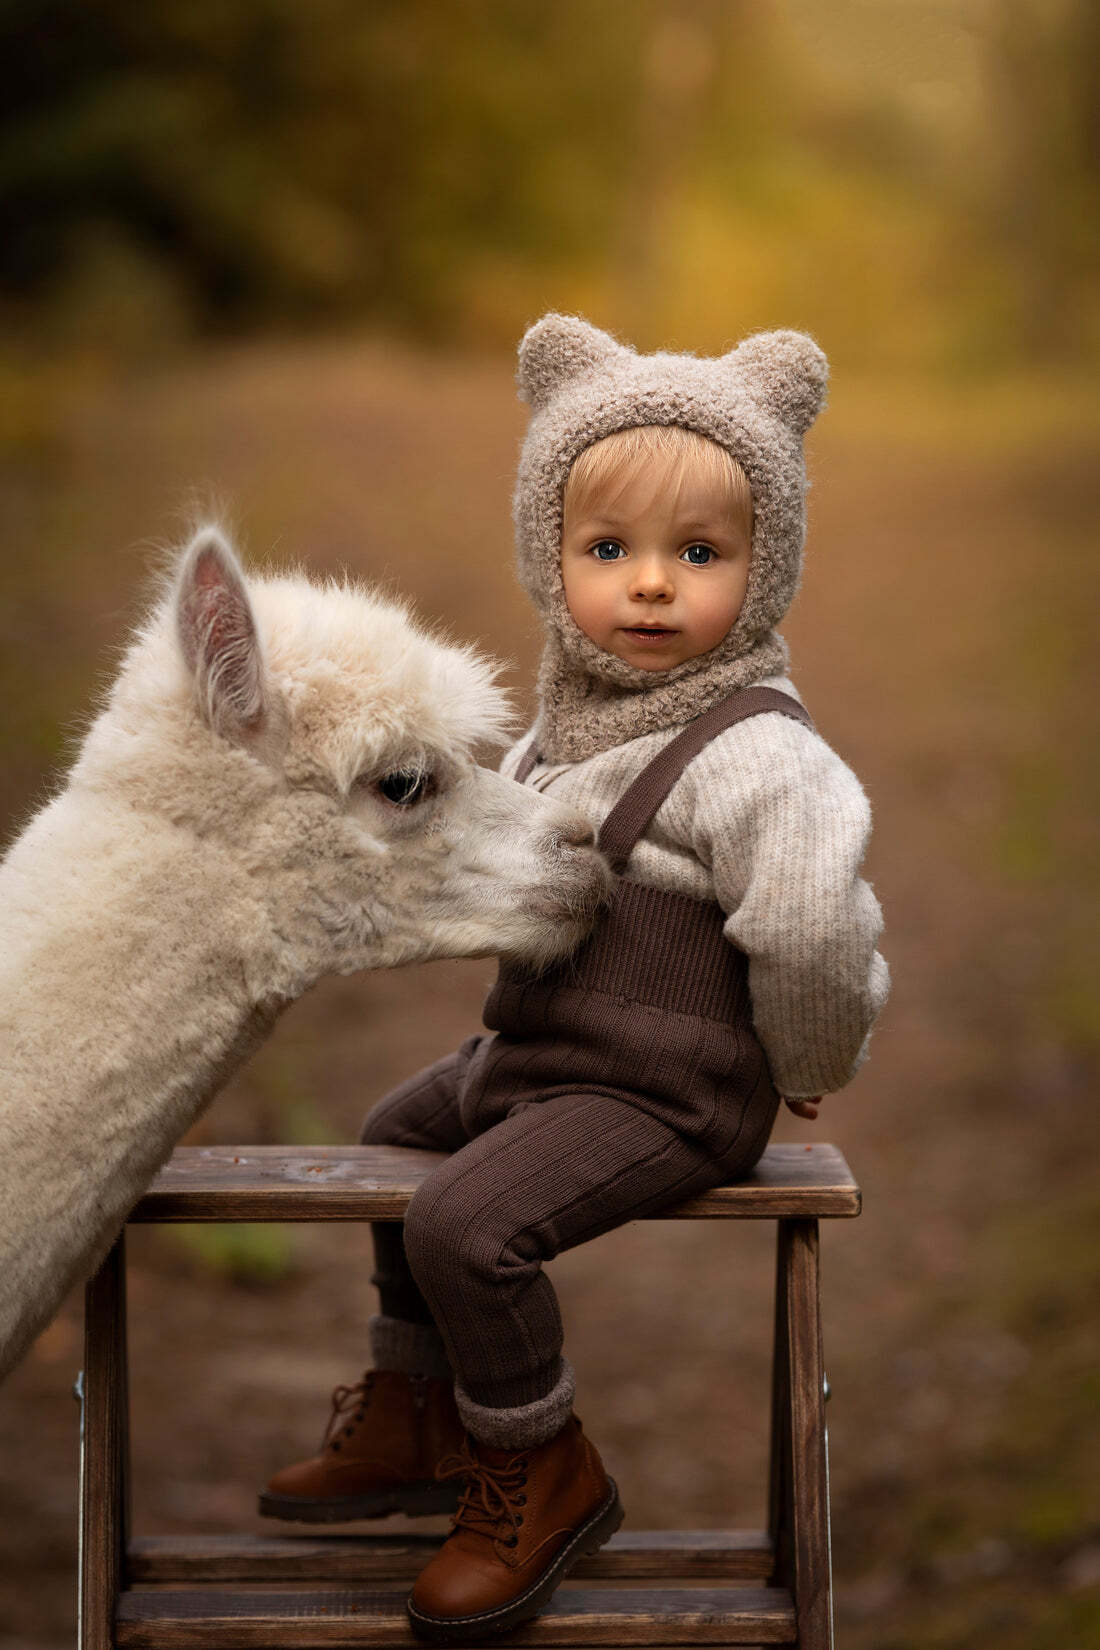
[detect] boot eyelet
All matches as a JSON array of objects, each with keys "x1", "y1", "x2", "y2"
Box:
[
  {"x1": 504, "y1": 1534, "x2": 519, "y2": 1547},
  {"x1": 332, "y1": 1442, "x2": 341, "y2": 1452},
  {"x1": 515, "y1": 1494, "x2": 527, "y2": 1506},
  {"x1": 344, "y1": 1426, "x2": 354, "y2": 1437}
]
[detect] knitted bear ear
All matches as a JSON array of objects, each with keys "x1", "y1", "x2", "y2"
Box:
[
  {"x1": 727, "y1": 330, "x2": 828, "y2": 434},
  {"x1": 517, "y1": 314, "x2": 630, "y2": 409}
]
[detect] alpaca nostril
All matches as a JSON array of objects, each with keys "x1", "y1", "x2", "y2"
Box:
[{"x1": 558, "y1": 818, "x2": 596, "y2": 851}]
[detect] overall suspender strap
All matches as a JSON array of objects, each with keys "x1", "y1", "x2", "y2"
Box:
[
  {"x1": 598, "y1": 687, "x2": 814, "y2": 874},
  {"x1": 513, "y1": 741, "x2": 541, "y2": 785},
  {"x1": 510, "y1": 688, "x2": 814, "y2": 873}
]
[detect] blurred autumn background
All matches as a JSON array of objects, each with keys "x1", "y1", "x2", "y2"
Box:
[{"x1": 0, "y1": 2, "x2": 1097, "y2": 1647}]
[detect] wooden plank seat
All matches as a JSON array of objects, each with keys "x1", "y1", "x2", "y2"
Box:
[
  {"x1": 130, "y1": 1142, "x2": 860, "y2": 1222},
  {"x1": 80, "y1": 1141, "x2": 860, "y2": 1650}
]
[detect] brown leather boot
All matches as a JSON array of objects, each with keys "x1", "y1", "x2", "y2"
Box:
[
  {"x1": 258, "y1": 1369, "x2": 464, "y2": 1522},
  {"x1": 406, "y1": 1414, "x2": 623, "y2": 1643}
]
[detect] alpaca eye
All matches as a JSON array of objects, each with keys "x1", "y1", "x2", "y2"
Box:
[{"x1": 376, "y1": 769, "x2": 433, "y2": 807}]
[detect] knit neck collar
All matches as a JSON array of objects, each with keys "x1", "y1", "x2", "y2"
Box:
[{"x1": 531, "y1": 624, "x2": 790, "y2": 763}]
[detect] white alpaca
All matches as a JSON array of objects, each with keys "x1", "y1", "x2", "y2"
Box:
[{"x1": 0, "y1": 528, "x2": 608, "y2": 1381}]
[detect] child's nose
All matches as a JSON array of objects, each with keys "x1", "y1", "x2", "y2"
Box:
[{"x1": 629, "y1": 555, "x2": 674, "y2": 599}]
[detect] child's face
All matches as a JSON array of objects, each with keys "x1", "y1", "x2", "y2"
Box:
[{"x1": 560, "y1": 453, "x2": 751, "y2": 673}]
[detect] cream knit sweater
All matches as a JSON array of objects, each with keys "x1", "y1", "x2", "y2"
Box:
[{"x1": 502, "y1": 676, "x2": 889, "y2": 1101}]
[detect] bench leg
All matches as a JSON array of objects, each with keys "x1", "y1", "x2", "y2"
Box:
[
  {"x1": 80, "y1": 1234, "x2": 129, "y2": 1650},
  {"x1": 769, "y1": 1218, "x2": 833, "y2": 1650}
]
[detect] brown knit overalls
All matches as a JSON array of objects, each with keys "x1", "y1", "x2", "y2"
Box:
[{"x1": 361, "y1": 688, "x2": 813, "y2": 1412}]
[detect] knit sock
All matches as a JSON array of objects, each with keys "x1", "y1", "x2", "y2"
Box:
[
  {"x1": 368, "y1": 1313, "x2": 452, "y2": 1381},
  {"x1": 455, "y1": 1357, "x2": 575, "y2": 1450}
]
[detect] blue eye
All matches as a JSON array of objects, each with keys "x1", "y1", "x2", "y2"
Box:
[
  {"x1": 592, "y1": 540, "x2": 624, "y2": 561},
  {"x1": 682, "y1": 544, "x2": 714, "y2": 566}
]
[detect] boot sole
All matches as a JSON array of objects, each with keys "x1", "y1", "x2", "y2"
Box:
[
  {"x1": 258, "y1": 1479, "x2": 460, "y2": 1523},
  {"x1": 406, "y1": 1478, "x2": 624, "y2": 1644}
]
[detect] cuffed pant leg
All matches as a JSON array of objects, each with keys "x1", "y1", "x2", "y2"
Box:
[{"x1": 402, "y1": 1090, "x2": 754, "y2": 1446}]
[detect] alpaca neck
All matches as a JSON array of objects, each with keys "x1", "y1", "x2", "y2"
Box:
[
  {"x1": 0, "y1": 784, "x2": 293, "y2": 1376},
  {"x1": 0, "y1": 783, "x2": 291, "y2": 1141}
]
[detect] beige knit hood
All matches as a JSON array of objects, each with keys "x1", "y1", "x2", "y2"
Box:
[{"x1": 512, "y1": 314, "x2": 828, "y2": 762}]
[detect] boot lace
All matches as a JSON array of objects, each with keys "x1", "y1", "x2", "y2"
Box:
[
  {"x1": 436, "y1": 1438, "x2": 529, "y2": 1548},
  {"x1": 322, "y1": 1370, "x2": 376, "y2": 1452}
]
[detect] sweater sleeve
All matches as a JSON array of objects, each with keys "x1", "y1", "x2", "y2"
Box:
[{"x1": 687, "y1": 715, "x2": 890, "y2": 1098}]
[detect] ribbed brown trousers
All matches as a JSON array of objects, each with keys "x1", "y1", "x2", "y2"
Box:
[{"x1": 361, "y1": 688, "x2": 813, "y2": 1413}]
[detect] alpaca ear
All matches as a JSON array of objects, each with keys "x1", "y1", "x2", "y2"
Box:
[
  {"x1": 517, "y1": 313, "x2": 629, "y2": 409},
  {"x1": 175, "y1": 527, "x2": 266, "y2": 738},
  {"x1": 728, "y1": 330, "x2": 828, "y2": 434}
]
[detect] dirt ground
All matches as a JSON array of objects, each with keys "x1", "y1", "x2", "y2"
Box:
[{"x1": 0, "y1": 338, "x2": 1097, "y2": 1649}]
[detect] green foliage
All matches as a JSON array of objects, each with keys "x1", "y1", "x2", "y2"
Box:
[
  {"x1": 848, "y1": 1590, "x2": 1100, "y2": 1650},
  {"x1": 0, "y1": 0, "x2": 1096, "y2": 365},
  {"x1": 169, "y1": 1221, "x2": 297, "y2": 1285},
  {"x1": 991, "y1": 753, "x2": 1062, "y2": 884}
]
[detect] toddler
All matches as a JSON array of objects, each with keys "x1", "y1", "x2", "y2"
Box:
[{"x1": 261, "y1": 315, "x2": 889, "y2": 1643}]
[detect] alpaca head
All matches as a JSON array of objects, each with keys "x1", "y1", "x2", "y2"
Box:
[{"x1": 84, "y1": 528, "x2": 611, "y2": 996}]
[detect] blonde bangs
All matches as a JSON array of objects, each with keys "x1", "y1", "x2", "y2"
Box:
[{"x1": 564, "y1": 426, "x2": 753, "y2": 537}]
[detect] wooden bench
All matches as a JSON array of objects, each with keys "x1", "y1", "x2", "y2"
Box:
[{"x1": 79, "y1": 1141, "x2": 860, "y2": 1649}]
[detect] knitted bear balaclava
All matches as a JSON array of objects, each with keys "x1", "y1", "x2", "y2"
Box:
[{"x1": 512, "y1": 314, "x2": 828, "y2": 763}]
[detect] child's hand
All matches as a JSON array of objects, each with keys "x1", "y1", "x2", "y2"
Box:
[{"x1": 783, "y1": 1096, "x2": 821, "y2": 1120}]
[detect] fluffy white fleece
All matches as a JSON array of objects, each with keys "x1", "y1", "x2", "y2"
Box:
[{"x1": 0, "y1": 528, "x2": 606, "y2": 1381}]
